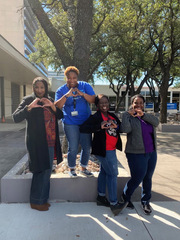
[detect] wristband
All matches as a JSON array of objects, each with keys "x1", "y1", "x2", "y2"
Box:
[{"x1": 27, "y1": 105, "x2": 31, "y2": 112}]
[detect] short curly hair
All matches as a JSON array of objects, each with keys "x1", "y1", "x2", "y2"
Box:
[
  {"x1": 95, "y1": 94, "x2": 109, "y2": 106},
  {"x1": 64, "y1": 66, "x2": 79, "y2": 77}
]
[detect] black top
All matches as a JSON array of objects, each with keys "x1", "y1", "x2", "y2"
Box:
[
  {"x1": 80, "y1": 111, "x2": 122, "y2": 157},
  {"x1": 12, "y1": 94, "x2": 63, "y2": 173}
]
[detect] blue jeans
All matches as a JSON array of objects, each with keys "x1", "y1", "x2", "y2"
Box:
[
  {"x1": 96, "y1": 150, "x2": 118, "y2": 205},
  {"x1": 64, "y1": 124, "x2": 91, "y2": 169},
  {"x1": 30, "y1": 147, "x2": 54, "y2": 205},
  {"x1": 123, "y1": 151, "x2": 157, "y2": 204}
]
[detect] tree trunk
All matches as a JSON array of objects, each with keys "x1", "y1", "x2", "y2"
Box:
[
  {"x1": 159, "y1": 93, "x2": 168, "y2": 123},
  {"x1": 73, "y1": 0, "x2": 93, "y2": 81},
  {"x1": 154, "y1": 101, "x2": 160, "y2": 113},
  {"x1": 159, "y1": 75, "x2": 169, "y2": 123},
  {"x1": 115, "y1": 94, "x2": 126, "y2": 113},
  {"x1": 27, "y1": 0, "x2": 93, "y2": 81},
  {"x1": 154, "y1": 94, "x2": 161, "y2": 112},
  {"x1": 115, "y1": 99, "x2": 120, "y2": 113}
]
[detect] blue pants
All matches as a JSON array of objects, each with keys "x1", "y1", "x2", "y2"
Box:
[
  {"x1": 64, "y1": 124, "x2": 91, "y2": 169},
  {"x1": 123, "y1": 151, "x2": 157, "y2": 204},
  {"x1": 30, "y1": 147, "x2": 54, "y2": 205},
  {"x1": 96, "y1": 150, "x2": 118, "y2": 205}
]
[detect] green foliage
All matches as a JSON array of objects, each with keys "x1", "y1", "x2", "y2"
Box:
[
  {"x1": 30, "y1": 28, "x2": 62, "y2": 70},
  {"x1": 29, "y1": 0, "x2": 180, "y2": 121},
  {"x1": 30, "y1": 0, "x2": 180, "y2": 84},
  {"x1": 97, "y1": 0, "x2": 180, "y2": 85},
  {"x1": 97, "y1": 0, "x2": 151, "y2": 85},
  {"x1": 174, "y1": 79, "x2": 180, "y2": 88},
  {"x1": 29, "y1": 1, "x2": 73, "y2": 71}
]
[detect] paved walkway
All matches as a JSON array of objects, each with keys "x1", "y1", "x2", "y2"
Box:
[
  {"x1": 118, "y1": 131, "x2": 180, "y2": 202},
  {"x1": 0, "y1": 201, "x2": 179, "y2": 240},
  {"x1": 0, "y1": 122, "x2": 180, "y2": 240}
]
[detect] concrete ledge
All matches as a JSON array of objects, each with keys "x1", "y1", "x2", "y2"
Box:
[
  {"x1": 158, "y1": 123, "x2": 180, "y2": 132},
  {"x1": 1, "y1": 154, "x2": 129, "y2": 203}
]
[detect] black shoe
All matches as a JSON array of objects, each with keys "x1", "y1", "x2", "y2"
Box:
[
  {"x1": 97, "y1": 195, "x2": 110, "y2": 207},
  {"x1": 110, "y1": 201, "x2": 128, "y2": 216},
  {"x1": 127, "y1": 201, "x2": 135, "y2": 209},
  {"x1": 142, "y1": 203, "x2": 152, "y2": 215},
  {"x1": 121, "y1": 193, "x2": 135, "y2": 210}
]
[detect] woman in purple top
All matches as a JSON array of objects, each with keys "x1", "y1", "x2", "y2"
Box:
[{"x1": 121, "y1": 94, "x2": 159, "y2": 215}]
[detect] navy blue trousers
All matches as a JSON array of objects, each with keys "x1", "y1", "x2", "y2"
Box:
[{"x1": 123, "y1": 151, "x2": 157, "y2": 204}]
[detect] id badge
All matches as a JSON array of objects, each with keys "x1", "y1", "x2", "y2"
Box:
[{"x1": 71, "y1": 111, "x2": 78, "y2": 116}]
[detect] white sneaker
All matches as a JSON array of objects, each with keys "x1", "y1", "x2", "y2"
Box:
[{"x1": 69, "y1": 170, "x2": 78, "y2": 178}]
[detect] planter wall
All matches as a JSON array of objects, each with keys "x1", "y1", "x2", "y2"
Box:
[{"x1": 1, "y1": 154, "x2": 129, "y2": 203}]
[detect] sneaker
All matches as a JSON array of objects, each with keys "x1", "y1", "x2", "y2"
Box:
[
  {"x1": 110, "y1": 201, "x2": 128, "y2": 216},
  {"x1": 142, "y1": 203, "x2": 152, "y2": 215},
  {"x1": 97, "y1": 195, "x2": 110, "y2": 207},
  {"x1": 69, "y1": 170, "x2": 78, "y2": 178},
  {"x1": 121, "y1": 193, "x2": 135, "y2": 209},
  {"x1": 126, "y1": 201, "x2": 135, "y2": 209},
  {"x1": 80, "y1": 169, "x2": 93, "y2": 177}
]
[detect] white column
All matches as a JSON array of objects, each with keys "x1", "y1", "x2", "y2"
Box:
[{"x1": 170, "y1": 91, "x2": 173, "y2": 103}]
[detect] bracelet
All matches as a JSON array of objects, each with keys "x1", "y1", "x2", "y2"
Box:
[{"x1": 27, "y1": 106, "x2": 31, "y2": 112}]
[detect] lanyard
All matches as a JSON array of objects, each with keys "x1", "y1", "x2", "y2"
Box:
[{"x1": 73, "y1": 97, "x2": 76, "y2": 110}]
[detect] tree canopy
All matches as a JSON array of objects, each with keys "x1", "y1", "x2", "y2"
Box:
[
  {"x1": 27, "y1": 0, "x2": 112, "y2": 81},
  {"x1": 27, "y1": 0, "x2": 180, "y2": 123}
]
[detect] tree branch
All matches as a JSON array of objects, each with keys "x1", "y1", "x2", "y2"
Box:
[
  {"x1": 87, "y1": 49, "x2": 111, "y2": 80},
  {"x1": 92, "y1": 13, "x2": 106, "y2": 35},
  {"x1": 27, "y1": 0, "x2": 72, "y2": 68},
  {"x1": 60, "y1": 0, "x2": 76, "y2": 31}
]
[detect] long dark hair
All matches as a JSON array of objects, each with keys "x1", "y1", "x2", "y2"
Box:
[{"x1": 32, "y1": 77, "x2": 48, "y2": 98}]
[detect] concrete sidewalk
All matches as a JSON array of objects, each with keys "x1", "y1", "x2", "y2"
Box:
[
  {"x1": 117, "y1": 131, "x2": 180, "y2": 202},
  {"x1": 0, "y1": 122, "x2": 26, "y2": 132},
  {"x1": 0, "y1": 201, "x2": 179, "y2": 240}
]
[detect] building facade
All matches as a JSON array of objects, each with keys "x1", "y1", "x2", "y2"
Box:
[
  {"x1": 49, "y1": 74, "x2": 180, "y2": 113},
  {"x1": 0, "y1": 0, "x2": 47, "y2": 121}
]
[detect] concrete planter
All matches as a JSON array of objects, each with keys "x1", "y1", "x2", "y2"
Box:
[
  {"x1": 1, "y1": 154, "x2": 129, "y2": 203},
  {"x1": 158, "y1": 123, "x2": 180, "y2": 133}
]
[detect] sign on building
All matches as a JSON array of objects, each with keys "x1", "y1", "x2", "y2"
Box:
[
  {"x1": 145, "y1": 103, "x2": 154, "y2": 111},
  {"x1": 167, "y1": 103, "x2": 177, "y2": 113}
]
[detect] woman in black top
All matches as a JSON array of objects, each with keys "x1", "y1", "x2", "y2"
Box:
[
  {"x1": 80, "y1": 94, "x2": 127, "y2": 216},
  {"x1": 12, "y1": 77, "x2": 63, "y2": 211}
]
